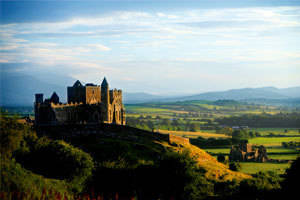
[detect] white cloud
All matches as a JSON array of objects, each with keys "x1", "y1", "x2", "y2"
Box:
[
  {"x1": 87, "y1": 44, "x2": 111, "y2": 51},
  {"x1": 1, "y1": 6, "x2": 300, "y2": 91}
]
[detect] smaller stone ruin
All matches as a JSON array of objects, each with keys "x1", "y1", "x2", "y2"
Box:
[{"x1": 229, "y1": 141, "x2": 268, "y2": 162}]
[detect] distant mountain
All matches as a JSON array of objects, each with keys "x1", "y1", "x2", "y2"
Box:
[
  {"x1": 123, "y1": 86, "x2": 300, "y2": 105},
  {"x1": 0, "y1": 72, "x2": 72, "y2": 106},
  {"x1": 153, "y1": 87, "x2": 298, "y2": 102},
  {"x1": 173, "y1": 87, "x2": 291, "y2": 101},
  {"x1": 275, "y1": 87, "x2": 300, "y2": 98}
]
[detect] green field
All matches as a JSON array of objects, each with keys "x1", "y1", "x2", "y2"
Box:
[
  {"x1": 250, "y1": 128, "x2": 300, "y2": 136},
  {"x1": 266, "y1": 147, "x2": 298, "y2": 153},
  {"x1": 239, "y1": 162, "x2": 291, "y2": 175},
  {"x1": 249, "y1": 137, "x2": 300, "y2": 146},
  {"x1": 268, "y1": 154, "x2": 299, "y2": 160},
  {"x1": 204, "y1": 148, "x2": 230, "y2": 155}
]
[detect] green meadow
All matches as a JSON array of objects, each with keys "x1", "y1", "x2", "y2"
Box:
[
  {"x1": 249, "y1": 137, "x2": 300, "y2": 146},
  {"x1": 239, "y1": 162, "x2": 291, "y2": 175}
]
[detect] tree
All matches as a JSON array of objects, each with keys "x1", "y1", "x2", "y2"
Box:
[
  {"x1": 217, "y1": 154, "x2": 225, "y2": 163},
  {"x1": 0, "y1": 116, "x2": 33, "y2": 159},
  {"x1": 146, "y1": 120, "x2": 155, "y2": 130},
  {"x1": 216, "y1": 127, "x2": 233, "y2": 136},
  {"x1": 229, "y1": 162, "x2": 241, "y2": 171},
  {"x1": 158, "y1": 151, "x2": 213, "y2": 200},
  {"x1": 232, "y1": 130, "x2": 250, "y2": 144},
  {"x1": 17, "y1": 139, "x2": 94, "y2": 192},
  {"x1": 189, "y1": 123, "x2": 198, "y2": 132},
  {"x1": 282, "y1": 156, "x2": 300, "y2": 197}
]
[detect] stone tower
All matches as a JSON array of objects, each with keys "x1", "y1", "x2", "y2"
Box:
[
  {"x1": 34, "y1": 77, "x2": 125, "y2": 126},
  {"x1": 101, "y1": 77, "x2": 110, "y2": 123}
]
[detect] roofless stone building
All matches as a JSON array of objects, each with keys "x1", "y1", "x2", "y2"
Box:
[
  {"x1": 34, "y1": 78, "x2": 126, "y2": 126},
  {"x1": 229, "y1": 141, "x2": 268, "y2": 162}
]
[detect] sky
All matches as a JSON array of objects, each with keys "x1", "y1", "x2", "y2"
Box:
[{"x1": 1, "y1": 0, "x2": 300, "y2": 95}]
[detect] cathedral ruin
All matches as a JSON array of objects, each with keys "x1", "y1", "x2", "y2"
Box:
[{"x1": 34, "y1": 78, "x2": 126, "y2": 126}]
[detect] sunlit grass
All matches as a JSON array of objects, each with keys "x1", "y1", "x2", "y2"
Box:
[
  {"x1": 266, "y1": 147, "x2": 298, "y2": 153},
  {"x1": 239, "y1": 162, "x2": 290, "y2": 175},
  {"x1": 250, "y1": 128, "x2": 300, "y2": 136},
  {"x1": 268, "y1": 154, "x2": 298, "y2": 160},
  {"x1": 249, "y1": 137, "x2": 300, "y2": 147},
  {"x1": 203, "y1": 148, "x2": 230, "y2": 154},
  {"x1": 158, "y1": 129, "x2": 230, "y2": 139}
]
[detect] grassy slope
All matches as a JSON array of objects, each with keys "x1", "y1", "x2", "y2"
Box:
[
  {"x1": 239, "y1": 162, "x2": 290, "y2": 175},
  {"x1": 65, "y1": 125, "x2": 250, "y2": 182},
  {"x1": 167, "y1": 142, "x2": 251, "y2": 181},
  {"x1": 158, "y1": 129, "x2": 230, "y2": 139}
]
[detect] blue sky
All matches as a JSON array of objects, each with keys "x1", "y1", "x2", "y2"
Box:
[{"x1": 1, "y1": 0, "x2": 300, "y2": 95}]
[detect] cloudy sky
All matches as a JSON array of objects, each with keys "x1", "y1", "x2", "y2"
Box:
[{"x1": 1, "y1": 0, "x2": 300, "y2": 95}]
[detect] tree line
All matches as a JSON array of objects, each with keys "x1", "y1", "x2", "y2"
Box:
[{"x1": 216, "y1": 112, "x2": 300, "y2": 128}]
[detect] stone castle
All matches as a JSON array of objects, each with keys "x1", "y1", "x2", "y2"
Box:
[{"x1": 34, "y1": 78, "x2": 126, "y2": 126}]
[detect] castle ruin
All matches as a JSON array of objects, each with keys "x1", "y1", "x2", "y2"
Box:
[
  {"x1": 229, "y1": 141, "x2": 268, "y2": 162},
  {"x1": 34, "y1": 78, "x2": 126, "y2": 126}
]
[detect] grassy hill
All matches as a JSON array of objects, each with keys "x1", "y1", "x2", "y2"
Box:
[{"x1": 46, "y1": 124, "x2": 250, "y2": 182}]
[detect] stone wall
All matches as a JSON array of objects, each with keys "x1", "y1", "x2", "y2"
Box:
[{"x1": 168, "y1": 134, "x2": 190, "y2": 146}]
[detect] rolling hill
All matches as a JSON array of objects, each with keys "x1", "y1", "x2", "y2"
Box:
[
  {"x1": 124, "y1": 87, "x2": 300, "y2": 106},
  {"x1": 43, "y1": 124, "x2": 251, "y2": 182}
]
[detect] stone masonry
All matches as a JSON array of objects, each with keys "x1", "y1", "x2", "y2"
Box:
[
  {"x1": 229, "y1": 141, "x2": 268, "y2": 162},
  {"x1": 34, "y1": 78, "x2": 126, "y2": 126}
]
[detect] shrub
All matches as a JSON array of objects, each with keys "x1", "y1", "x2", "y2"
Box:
[
  {"x1": 282, "y1": 156, "x2": 300, "y2": 197},
  {"x1": 0, "y1": 116, "x2": 34, "y2": 158},
  {"x1": 217, "y1": 154, "x2": 226, "y2": 163},
  {"x1": 236, "y1": 171, "x2": 281, "y2": 199},
  {"x1": 17, "y1": 139, "x2": 94, "y2": 192},
  {"x1": 158, "y1": 150, "x2": 213, "y2": 200},
  {"x1": 229, "y1": 162, "x2": 241, "y2": 171},
  {"x1": 232, "y1": 130, "x2": 250, "y2": 144}
]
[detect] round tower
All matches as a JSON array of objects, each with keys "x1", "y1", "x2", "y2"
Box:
[{"x1": 101, "y1": 77, "x2": 110, "y2": 122}]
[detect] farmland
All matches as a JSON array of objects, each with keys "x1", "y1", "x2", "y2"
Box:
[{"x1": 124, "y1": 100, "x2": 300, "y2": 175}]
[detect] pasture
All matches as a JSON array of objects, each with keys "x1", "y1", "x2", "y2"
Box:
[
  {"x1": 249, "y1": 137, "x2": 300, "y2": 147},
  {"x1": 250, "y1": 128, "x2": 300, "y2": 136},
  {"x1": 158, "y1": 129, "x2": 229, "y2": 139},
  {"x1": 239, "y1": 162, "x2": 291, "y2": 175}
]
